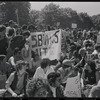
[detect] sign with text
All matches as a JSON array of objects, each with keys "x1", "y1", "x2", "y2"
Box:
[
  {"x1": 30, "y1": 30, "x2": 62, "y2": 60},
  {"x1": 64, "y1": 75, "x2": 81, "y2": 97}
]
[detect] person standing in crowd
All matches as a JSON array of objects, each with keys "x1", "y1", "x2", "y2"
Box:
[
  {"x1": 6, "y1": 28, "x2": 16, "y2": 59},
  {"x1": 21, "y1": 24, "x2": 28, "y2": 35},
  {"x1": 82, "y1": 61, "x2": 98, "y2": 86},
  {"x1": 28, "y1": 52, "x2": 41, "y2": 77},
  {"x1": 47, "y1": 72, "x2": 64, "y2": 97},
  {"x1": 81, "y1": 61, "x2": 99, "y2": 97},
  {"x1": 69, "y1": 44, "x2": 77, "y2": 59},
  {"x1": 21, "y1": 38, "x2": 32, "y2": 76},
  {"x1": 8, "y1": 48, "x2": 23, "y2": 72},
  {"x1": 7, "y1": 28, "x2": 15, "y2": 42},
  {"x1": 33, "y1": 58, "x2": 54, "y2": 80},
  {"x1": 92, "y1": 44, "x2": 100, "y2": 59},
  {"x1": 6, "y1": 20, "x2": 16, "y2": 38},
  {"x1": 62, "y1": 59, "x2": 82, "y2": 97},
  {"x1": 16, "y1": 27, "x2": 22, "y2": 35},
  {"x1": 83, "y1": 40, "x2": 94, "y2": 54},
  {"x1": 57, "y1": 58, "x2": 83, "y2": 86},
  {"x1": 0, "y1": 55, "x2": 11, "y2": 89},
  {"x1": 0, "y1": 55, "x2": 11, "y2": 78},
  {"x1": 13, "y1": 24, "x2": 19, "y2": 35},
  {"x1": 57, "y1": 59, "x2": 74, "y2": 85},
  {"x1": 5, "y1": 60, "x2": 28, "y2": 97},
  {"x1": 33, "y1": 58, "x2": 61, "y2": 80},
  {"x1": 26, "y1": 78, "x2": 53, "y2": 97},
  {"x1": 7, "y1": 30, "x2": 30, "y2": 61},
  {"x1": 0, "y1": 25, "x2": 8, "y2": 55},
  {"x1": 27, "y1": 24, "x2": 37, "y2": 32}
]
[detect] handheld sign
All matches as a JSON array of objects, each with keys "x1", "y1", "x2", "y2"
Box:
[
  {"x1": 64, "y1": 74, "x2": 81, "y2": 97},
  {"x1": 72, "y1": 23, "x2": 77, "y2": 29}
]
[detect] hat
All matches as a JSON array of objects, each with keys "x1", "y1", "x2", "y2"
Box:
[
  {"x1": 62, "y1": 59, "x2": 72, "y2": 66},
  {"x1": 0, "y1": 55, "x2": 6, "y2": 61},
  {"x1": 16, "y1": 60, "x2": 27, "y2": 66},
  {"x1": 9, "y1": 20, "x2": 14, "y2": 25}
]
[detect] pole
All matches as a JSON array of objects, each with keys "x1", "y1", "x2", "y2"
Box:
[{"x1": 15, "y1": 9, "x2": 19, "y2": 25}]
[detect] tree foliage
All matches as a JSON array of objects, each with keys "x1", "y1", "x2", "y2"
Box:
[
  {"x1": 92, "y1": 14, "x2": 100, "y2": 30},
  {"x1": 30, "y1": 3, "x2": 94, "y2": 30},
  {"x1": 0, "y1": 2, "x2": 100, "y2": 30},
  {"x1": 0, "y1": 2, "x2": 31, "y2": 25}
]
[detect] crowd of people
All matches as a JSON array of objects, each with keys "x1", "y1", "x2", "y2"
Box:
[{"x1": 0, "y1": 19, "x2": 100, "y2": 98}]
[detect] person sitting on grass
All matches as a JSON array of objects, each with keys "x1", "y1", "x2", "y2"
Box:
[{"x1": 5, "y1": 60, "x2": 28, "y2": 97}]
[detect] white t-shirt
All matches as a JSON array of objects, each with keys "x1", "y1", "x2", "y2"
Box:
[{"x1": 33, "y1": 66, "x2": 55, "y2": 80}]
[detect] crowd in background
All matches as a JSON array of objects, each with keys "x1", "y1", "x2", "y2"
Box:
[{"x1": 0, "y1": 20, "x2": 100, "y2": 97}]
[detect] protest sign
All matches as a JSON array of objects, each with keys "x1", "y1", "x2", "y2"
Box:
[
  {"x1": 97, "y1": 34, "x2": 100, "y2": 44},
  {"x1": 64, "y1": 75, "x2": 81, "y2": 97},
  {"x1": 72, "y1": 23, "x2": 77, "y2": 29},
  {"x1": 30, "y1": 29, "x2": 63, "y2": 60}
]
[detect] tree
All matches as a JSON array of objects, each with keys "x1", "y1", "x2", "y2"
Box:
[
  {"x1": 29, "y1": 10, "x2": 40, "y2": 26},
  {"x1": 40, "y1": 3, "x2": 60, "y2": 28},
  {"x1": 1, "y1": 2, "x2": 31, "y2": 25},
  {"x1": 92, "y1": 14, "x2": 100, "y2": 30},
  {"x1": 78, "y1": 12, "x2": 94, "y2": 29}
]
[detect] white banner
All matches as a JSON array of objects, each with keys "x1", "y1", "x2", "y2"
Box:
[
  {"x1": 64, "y1": 74, "x2": 81, "y2": 97},
  {"x1": 30, "y1": 29, "x2": 62, "y2": 60}
]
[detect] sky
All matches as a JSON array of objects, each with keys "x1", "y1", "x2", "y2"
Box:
[{"x1": 30, "y1": 2, "x2": 100, "y2": 16}]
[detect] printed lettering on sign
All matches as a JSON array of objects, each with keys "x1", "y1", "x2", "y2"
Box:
[
  {"x1": 30, "y1": 30, "x2": 62, "y2": 60},
  {"x1": 64, "y1": 75, "x2": 81, "y2": 97}
]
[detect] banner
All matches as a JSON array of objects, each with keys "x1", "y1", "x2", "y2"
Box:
[
  {"x1": 64, "y1": 75, "x2": 81, "y2": 97},
  {"x1": 30, "y1": 29, "x2": 62, "y2": 60}
]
